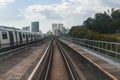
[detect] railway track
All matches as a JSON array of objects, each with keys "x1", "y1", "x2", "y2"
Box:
[
  {"x1": 28, "y1": 39, "x2": 79, "y2": 80},
  {"x1": 28, "y1": 39, "x2": 118, "y2": 80},
  {"x1": 47, "y1": 40, "x2": 79, "y2": 80},
  {"x1": 58, "y1": 39, "x2": 118, "y2": 80}
]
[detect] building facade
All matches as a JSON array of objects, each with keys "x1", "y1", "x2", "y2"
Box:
[
  {"x1": 58, "y1": 24, "x2": 63, "y2": 32},
  {"x1": 31, "y1": 21, "x2": 39, "y2": 32},
  {"x1": 23, "y1": 26, "x2": 30, "y2": 31},
  {"x1": 47, "y1": 30, "x2": 52, "y2": 36},
  {"x1": 52, "y1": 23, "x2": 57, "y2": 35},
  {"x1": 52, "y1": 23, "x2": 64, "y2": 36}
]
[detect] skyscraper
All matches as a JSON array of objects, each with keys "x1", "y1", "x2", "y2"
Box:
[
  {"x1": 52, "y1": 23, "x2": 57, "y2": 35},
  {"x1": 31, "y1": 21, "x2": 39, "y2": 32},
  {"x1": 58, "y1": 24, "x2": 63, "y2": 32},
  {"x1": 52, "y1": 23, "x2": 64, "y2": 36}
]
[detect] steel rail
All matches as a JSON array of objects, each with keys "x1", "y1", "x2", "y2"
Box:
[
  {"x1": 28, "y1": 39, "x2": 79, "y2": 80},
  {"x1": 44, "y1": 42, "x2": 53, "y2": 80},
  {"x1": 56, "y1": 41, "x2": 76, "y2": 80},
  {"x1": 59, "y1": 39, "x2": 118, "y2": 80},
  {"x1": 27, "y1": 41, "x2": 50, "y2": 80}
]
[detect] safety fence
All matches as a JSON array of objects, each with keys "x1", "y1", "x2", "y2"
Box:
[{"x1": 63, "y1": 37, "x2": 120, "y2": 62}]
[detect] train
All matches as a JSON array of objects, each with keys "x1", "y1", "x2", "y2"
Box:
[{"x1": 0, "y1": 26, "x2": 45, "y2": 51}]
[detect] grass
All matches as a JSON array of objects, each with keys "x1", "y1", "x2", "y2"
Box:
[{"x1": 111, "y1": 33, "x2": 120, "y2": 40}]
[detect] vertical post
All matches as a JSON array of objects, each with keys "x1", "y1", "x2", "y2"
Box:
[
  {"x1": 94, "y1": 41, "x2": 96, "y2": 50},
  {"x1": 88, "y1": 41, "x2": 90, "y2": 49},
  {"x1": 93, "y1": 40, "x2": 94, "y2": 50},
  {"x1": 98, "y1": 41, "x2": 100, "y2": 53},
  {"x1": 111, "y1": 43, "x2": 112, "y2": 51},
  {"x1": 105, "y1": 43, "x2": 107, "y2": 55},
  {"x1": 115, "y1": 44, "x2": 118, "y2": 61},
  {"x1": 102, "y1": 42, "x2": 103, "y2": 53}
]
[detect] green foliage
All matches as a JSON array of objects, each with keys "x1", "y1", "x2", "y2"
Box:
[
  {"x1": 68, "y1": 8, "x2": 120, "y2": 42},
  {"x1": 84, "y1": 31, "x2": 119, "y2": 42},
  {"x1": 68, "y1": 25, "x2": 119, "y2": 42},
  {"x1": 68, "y1": 25, "x2": 87, "y2": 38},
  {"x1": 83, "y1": 9, "x2": 120, "y2": 34}
]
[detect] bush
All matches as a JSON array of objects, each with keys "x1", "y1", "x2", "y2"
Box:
[
  {"x1": 84, "y1": 31, "x2": 119, "y2": 42},
  {"x1": 68, "y1": 25, "x2": 120, "y2": 42}
]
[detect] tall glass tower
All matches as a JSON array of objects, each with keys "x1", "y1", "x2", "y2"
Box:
[{"x1": 31, "y1": 21, "x2": 39, "y2": 32}]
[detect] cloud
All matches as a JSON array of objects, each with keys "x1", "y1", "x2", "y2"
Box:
[
  {"x1": 1, "y1": 0, "x2": 120, "y2": 33},
  {"x1": 0, "y1": 0, "x2": 14, "y2": 7},
  {"x1": 27, "y1": 5, "x2": 62, "y2": 20},
  {"x1": 0, "y1": 0, "x2": 25, "y2": 21},
  {"x1": 26, "y1": 0, "x2": 110, "y2": 22},
  {"x1": 40, "y1": 9, "x2": 62, "y2": 19},
  {"x1": 25, "y1": 0, "x2": 118, "y2": 32},
  {"x1": 0, "y1": 8, "x2": 25, "y2": 21},
  {"x1": 101, "y1": 0, "x2": 120, "y2": 8}
]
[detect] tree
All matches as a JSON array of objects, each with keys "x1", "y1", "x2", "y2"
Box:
[
  {"x1": 83, "y1": 17, "x2": 95, "y2": 30},
  {"x1": 111, "y1": 9, "x2": 120, "y2": 20}
]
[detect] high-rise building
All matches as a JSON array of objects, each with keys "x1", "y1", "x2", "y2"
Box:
[
  {"x1": 58, "y1": 24, "x2": 63, "y2": 32},
  {"x1": 52, "y1": 23, "x2": 57, "y2": 35},
  {"x1": 52, "y1": 23, "x2": 64, "y2": 36},
  {"x1": 31, "y1": 21, "x2": 39, "y2": 32},
  {"x1": 54, "y1": 29, "x2": 61, "y2": 36},
  {"x1": 23, "y1": 26, "x2": 30, "y2": 31}
]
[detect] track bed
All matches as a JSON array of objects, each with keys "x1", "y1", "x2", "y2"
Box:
[{"x1": 48, "y1": 41, "x2": 69, "y2": 80}]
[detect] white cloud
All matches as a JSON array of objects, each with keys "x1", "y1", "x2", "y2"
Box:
[
  {"x1": 25, "y1": 0, "x2": 116, "y2": 32},
  {"x1": 0, "y1": 0, "x2": 14, "y2": 7},
  {"x1": 1, "y1": 0, "x2": 120, "y2": 33},
  {"x1": 0, "y1": 6, "x2": 25, "y2": 21},
  {"x1": 107, "y1": 0, "x2": 120, "y2": 4},
  {"x1": 0, "y1": 0, "x2": 25, "y2": 25},
  {"x1": 26, "y1": 5, "x2": 62, "y2": 20}
]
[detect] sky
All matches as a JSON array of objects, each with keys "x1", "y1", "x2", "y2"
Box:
[{"x1": 0, "y1": 0, "x2": 120, "y2": 33}]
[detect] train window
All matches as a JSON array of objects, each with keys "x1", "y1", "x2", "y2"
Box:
[
  {"x1": 29, "y1": 34, "x2": 30, "y2": 37},
  {"x1": 2, "y1": 32, "x2": 8, "y2": 39},
  {"x1": 23, "y1": 33, "x2": 25, "y2": 38},
  {"x1": 26, "y1": 34, "x2": 28, "y2": 37}
]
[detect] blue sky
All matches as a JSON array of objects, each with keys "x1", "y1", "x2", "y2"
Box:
[{"x1": 0, "y1": 0, "x2": 120, "y2": 33}]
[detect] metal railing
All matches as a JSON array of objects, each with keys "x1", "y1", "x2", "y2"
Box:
[{"x1": 62, "y1": 37, "x2": 120, "y2": 62}]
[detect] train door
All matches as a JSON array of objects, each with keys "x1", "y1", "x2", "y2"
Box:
[
  {"x1": 0, "y1": 32, "x2": 1, "y2": 48},
  {"x1": 15, "y1": 31, "x2": 18, "y2": 45},
  {"x1": 26, "y1": 33, "x2": 28, "y2": 42},
  {"x1": 19, "y1": 32, "x2": 22, "y2": 44},
  {"x1": 31, "y1": 34, "x2": 33, "y2": 41},
  {"x1": 9, "y1": 31, "x2": 14, "y2": 47}
]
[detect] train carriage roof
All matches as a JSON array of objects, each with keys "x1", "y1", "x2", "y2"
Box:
[
  {"x1": 0, "y1": 26, "x2": 42, "y2": 35},
  {"x1": 0, "y1": 26, "x2": 16, "y2": 31}
]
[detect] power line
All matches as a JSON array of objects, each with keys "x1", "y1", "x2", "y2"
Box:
[{"x1": 7, "y1": 2, "x2": 26, "y2": 18}]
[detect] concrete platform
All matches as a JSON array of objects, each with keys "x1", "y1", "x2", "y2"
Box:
[
  {"x1": 0, "y1": 42, "x2": 48, "y2": 80},
  {"x1": 60, "y1": 39, "x2": 120, "y2": 80}
]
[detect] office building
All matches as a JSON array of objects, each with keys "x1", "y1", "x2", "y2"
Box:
[
  {"x1": 52, "y1": 23, "x2": 57, "y2": 35},
  {"x1": 52, "y1": 23, "x2": 64, "y2": 36},
  {"x1": 58, "y1": 24, "x2": 63, "y2": 32},
  {"x1": 31, "y1": 21, "x2": 39, "y2": 32},
  {"x1": 54, "y1": 29, "x2": 61, "y2": 36},
  {"x1": 23, "y1": 26, "x2": 30, "y2": 31}
]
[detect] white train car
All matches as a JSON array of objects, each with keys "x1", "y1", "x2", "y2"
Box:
[
  {"x1": 0, "y1": 26, "x2": 44, "y2": 50},
  {"x1": 36, "y1": 32, "x2": 42, "y2": 40},
  {"x1": 0, "y1": 26, "x2": 17, "y2": 49},
  {"x1": 16, "y1": 29, "x2": 30, "y2": 45}
]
